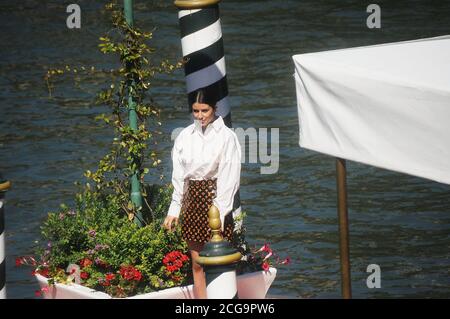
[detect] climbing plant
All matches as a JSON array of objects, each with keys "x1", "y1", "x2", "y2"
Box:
[{"x1": 46, "y1": 1, "x2": 183, "y2": 223}]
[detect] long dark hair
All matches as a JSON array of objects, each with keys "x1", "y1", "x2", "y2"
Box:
[{"x1": 193, "y1": 88, "x2": 218, "y2": 109}]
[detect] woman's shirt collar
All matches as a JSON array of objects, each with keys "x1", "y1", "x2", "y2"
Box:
[{"x1": 192, "y1": 116, "x2": 224, "y2": 135}]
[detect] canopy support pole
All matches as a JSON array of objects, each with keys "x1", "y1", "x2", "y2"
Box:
[{"x1": 336, "y1": 158, "x2": 352, "y2": 298}]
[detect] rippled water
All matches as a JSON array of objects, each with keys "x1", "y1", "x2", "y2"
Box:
[{"x1": 1, "y1": 0, "x2": 450, "y2": 299}]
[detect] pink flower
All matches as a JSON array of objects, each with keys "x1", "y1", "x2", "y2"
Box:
[
  {"x1": 36, "y1": 286, "x2": 49, "y2": 297},
  {"x1": 257, "y1": 243, "x2": 272, "y2": 253},
  {"x1": 262, "y1": 261, "x2": 270, "y2": 271},
  {"x1": 41, "y1": 286, "x2": 50, "y2": 294},
  {"x1": 263, "y1": 251, "x2": 273, "y2": 261},
  {"x1": 15, "y1": 256, "x2": 37, "y2": 267},
  {"x1": 280, "y1": 257, "x2": 291, "y2": 265}
]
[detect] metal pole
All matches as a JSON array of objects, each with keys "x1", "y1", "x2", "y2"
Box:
[
  {"x1": 0, "y1": 177, "x2": 11, "y2": 299},
  {"x1": 124, "y1": 0, "x2": 143, "y2": 226},
  {"x1": 124, "y1": 0, "x2": 134, "y2": 26},
  {"x1": 336, "y1": 158, "x2": 352, "y2": 298}
]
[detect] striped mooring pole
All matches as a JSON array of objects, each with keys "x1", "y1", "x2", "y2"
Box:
[
  {"x1": 174, "y1": 0, "x2": 242, "y2": 223},
  {"x1": 0, "y1": 176, "x2": 11, "y2": 299},
  {"x1": 174, "y1": 0, "x2": 232, "y2": 126},
  {"x1": 196, "y1": 205, "x2": 242, "y2": 299},
  {"x1": 124, "y1": 0, "x2": 144, "y2": 227}
]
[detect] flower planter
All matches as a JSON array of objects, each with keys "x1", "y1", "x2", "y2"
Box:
[{"x1": 35, "y1": 267, "x2": 277, "y2": 299}]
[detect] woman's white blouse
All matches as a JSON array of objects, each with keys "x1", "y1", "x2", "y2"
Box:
[{"x1": 167, "y1": 116, "x2": 241, "y2": 227}]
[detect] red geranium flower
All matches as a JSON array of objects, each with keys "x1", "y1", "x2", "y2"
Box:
[
  {"x1": 134, "y1": 270, "x2": 142, "y2": 281},
  {"x1": 119, "y1": 265, "x2": 142, "y2": 281},
  {"x1": 79, "y1": 258, "x2": 93, "y2": 269},
  {"x1": 35, "y1": 267, "x2": 49, "y2": 278},
  {"x1": 99, "y1": 273, "x2": 115, "y2": 287},
  {"x1": 105, "y1": 273, "x2": 115, "y2": 281},
  {"x1": 162, "y1": 250, "x2": 190, "y2": 273}
]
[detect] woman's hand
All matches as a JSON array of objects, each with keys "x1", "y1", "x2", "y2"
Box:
[{"x1": 163, "y1": 215, "x2": 179, "y2": 232}]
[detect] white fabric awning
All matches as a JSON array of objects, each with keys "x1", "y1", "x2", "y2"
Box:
[{"x1": 293, "y1": 36, "x2": 450, "y2": 185}]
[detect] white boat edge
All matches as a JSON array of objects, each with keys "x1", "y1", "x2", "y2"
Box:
[{"x1": 35, "y1": 267, "x2": 277, "y2": 299}]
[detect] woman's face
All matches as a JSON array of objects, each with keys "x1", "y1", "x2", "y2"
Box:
[{"x1": 192, "y1": 102, "x2": 216, "y2": 128}]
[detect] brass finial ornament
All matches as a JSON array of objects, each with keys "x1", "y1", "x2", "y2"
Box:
[
  {"x1": 174, "y1": 0, "x2": 221, "y2": 9},
  {"x1": 208, "y1": 205, "x2": 223, "y2": 243},
  {"x1": 0, "y1": 180, "x2": 11, "y2": 192},
  {"x1": 195, "y1": 205, "x2": 242, "y2": 266}
]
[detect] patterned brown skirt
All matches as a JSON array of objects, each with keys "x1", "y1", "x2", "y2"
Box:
[{"x1": 180, "y1": 179, "x2": 234, "y2": 244}]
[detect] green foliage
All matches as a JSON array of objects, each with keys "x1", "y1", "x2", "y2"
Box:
[
  {"x1": 142, "y1": 184, "x2": 174, "y2": 224},
  {"x1": 38, "y1": 189, "x2": 191, "y2": 297}
]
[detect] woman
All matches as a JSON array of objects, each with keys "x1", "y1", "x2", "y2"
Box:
[{"x1": 163, "y1": 88, "x2": 241, "y2": 299}]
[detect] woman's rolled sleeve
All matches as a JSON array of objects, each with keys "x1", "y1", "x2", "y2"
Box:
[
  {"x1": 167, "y1": 138, "x2": 184, "y2": 218},
  {"x1": 213, "y1": 133, "x2": 241, "y2": 228}
]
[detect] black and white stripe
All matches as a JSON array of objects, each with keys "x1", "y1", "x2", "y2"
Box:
[
  {"x1": 178, "y1": 5, "x2": 231, "y2": 124},
  {"x1": 177, "y1": 4, "x2": 242, "y2": 226},
  {"x1": 0, "y1": 192, "x2": 6, "y2": 299},
  {"x1": 205, "y1": 265, "x2": 238, "y2": 299}
]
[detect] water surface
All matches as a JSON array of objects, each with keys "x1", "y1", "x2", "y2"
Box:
[{"x1": 1, "y1": 0, "x2": 450, "y2": 298}]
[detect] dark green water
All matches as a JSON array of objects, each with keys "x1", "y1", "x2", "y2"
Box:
[{"x1": 1, "y1": 0, "x2": 450, "y2": 298}]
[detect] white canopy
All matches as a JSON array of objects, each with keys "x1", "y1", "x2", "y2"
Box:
[{"x1": 293, "y1": 36, "x2": 450, "y2": 185}]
